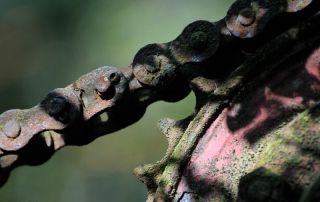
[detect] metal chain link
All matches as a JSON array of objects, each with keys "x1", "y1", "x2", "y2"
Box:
[{"x1": 0, "y1": 0, "x2": 318, "y2": 188}]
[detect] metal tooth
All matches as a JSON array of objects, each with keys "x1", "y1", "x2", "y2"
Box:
[
  {"x1": 3, "y1": 120, "x2": 21, "y2": 138},
  {"x1": 133, "y1": 163, "x2": 162, "y2": 191},
  {"x1": 189, "y1": 31, "x2": 208, "y2": 50},
  {"x1": 158, "y1": 117, "x2": 177, "y2": 140},
  {"x1": 238, "y1": 8, "x2": 256, "y2": 26}
]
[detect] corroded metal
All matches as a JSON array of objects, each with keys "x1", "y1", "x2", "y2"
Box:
[
  {"x1": 132, "y1": 20, "x2": 220, "y2": 87},
  {"x1": 1, "y1": 0, "x2": 320, "y2": 201},
  {"x1": 225, "y1": 0, "x2": 314, "y2": 38},
  {"x1": 172, "y1": 14, "x2": 320, "y2": 201}
]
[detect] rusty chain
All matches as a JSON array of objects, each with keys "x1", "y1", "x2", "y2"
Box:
[{"x1": 0, "y1": 0, "x2": 319, "y2": 189}]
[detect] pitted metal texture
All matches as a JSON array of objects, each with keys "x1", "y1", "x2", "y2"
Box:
[
  {"x1": 0, "y1": 0, "x2": 319, "y2": 200},
  {"x1": 225, "y1": 0, "x2": 314, "y2": 38}
]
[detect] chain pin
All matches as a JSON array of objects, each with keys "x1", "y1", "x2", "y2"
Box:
[
  {"x1": 238, "y1": 8, "x2": 256, "y2": 26},
  {"x1": 190, "y1": 31, "x2": 208, "y2": 50},
  {"x1": 144, "y1": 55, "x2": 162, "y2": 73},
  {"x1": 96, "y1": 81, "x2": 111, "y2": 94},
  {"x1": 3, "y1": 120, "x2": 21, "y2": 138}
]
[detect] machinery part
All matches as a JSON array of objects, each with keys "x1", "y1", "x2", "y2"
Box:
[{"x1": 1, "y1": 0, "x2": 320, "y2": 201}]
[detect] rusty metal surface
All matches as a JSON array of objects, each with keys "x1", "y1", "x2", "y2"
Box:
[
  {"x1": 1, "y1": 0, "x2": 320, "y2": 201},
  {"x1": 0, "y1": 87, "x2": 82, "y2": 151},
  {"x1": 175, "y1": 38, "x2": 320, "y2": 201},
  {"x1": 225, "y1": 0, "x2": 313, "y2": 38},
  {"x1": 132, "y1": 20, "x2": 220, "y2": 87}
]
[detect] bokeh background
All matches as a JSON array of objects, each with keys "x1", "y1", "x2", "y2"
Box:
[{"x1": 0, "y1": 1, "x2": 233, "y2": 201}]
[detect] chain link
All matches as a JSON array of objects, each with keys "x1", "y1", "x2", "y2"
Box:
[{"x1": 0, "y1": 0, "x2": 318, "y2": 188}]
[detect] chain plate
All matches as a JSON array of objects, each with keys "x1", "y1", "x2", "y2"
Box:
[
  {"x1": 225, "y1": 0, "x2": 313, "y2": 38},
  {"x1": 0, "y1": 88, "x2": 81, "y2": 151},
  {"x1": 73, "y1": 66, "x2": 129, "y2": 120},
  {"x1": 132, "y1": 20, "x2": 220, "y2": 86}
]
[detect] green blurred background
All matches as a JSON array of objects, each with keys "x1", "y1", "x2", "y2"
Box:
[{"x1": 0, "y1": 1, "x2": 233, "y2": 201}]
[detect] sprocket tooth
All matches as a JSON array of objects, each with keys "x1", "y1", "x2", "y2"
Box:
[
  {"x1": 158, "y1": 117, "x2": 192, "y2": 151},
  {"x1": 134, "y1": 117, "x2": 192, "y2": 199},
  {"x1": 157, "y1": 117, "x2": 177, "y2": 140},
  {"x1": 133, "y1": 163, "x2": 163, "y2": 193}
]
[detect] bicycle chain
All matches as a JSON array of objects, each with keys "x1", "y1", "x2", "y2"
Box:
[{"x1": 0, "y1": 0, "x2": 317, "y2": 187}]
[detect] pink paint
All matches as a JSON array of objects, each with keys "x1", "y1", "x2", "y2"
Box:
[
  {"x1": 176, "y1": 45, "x2": 320, "y2": 199},
  {"x1": 194, "y1": 112, "x2": 212, "y2": 133},
  {"x1": 306, "y1": 46, "x2": 320, "y2": 81}
]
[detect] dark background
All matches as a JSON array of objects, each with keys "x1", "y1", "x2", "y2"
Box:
[{"x1": 0, "y1": 1, "x2": 233, "y2": 201}]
